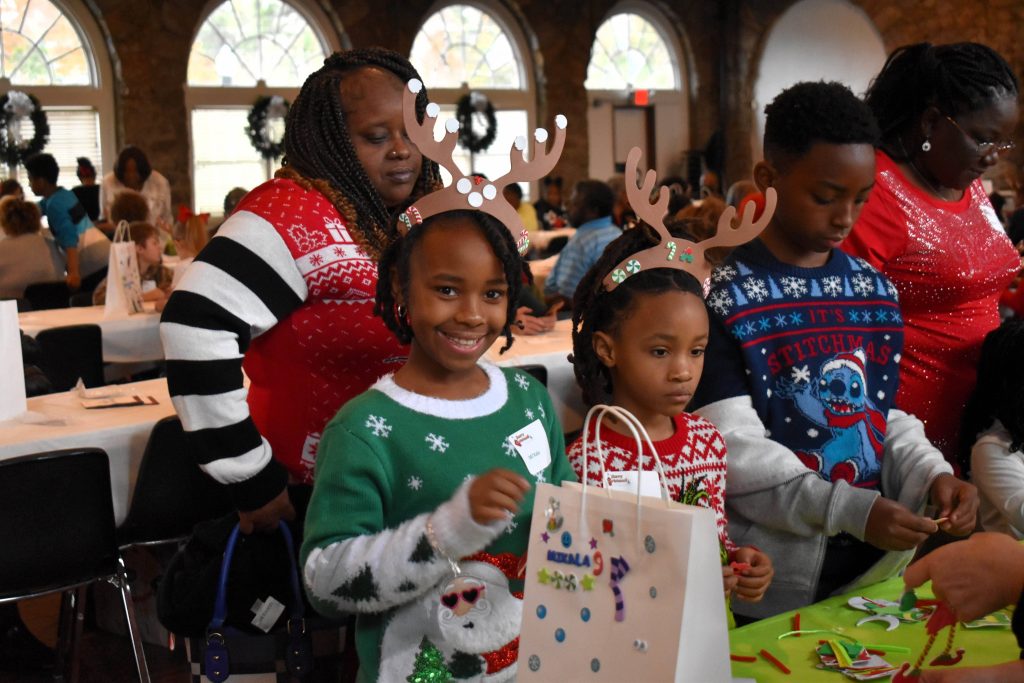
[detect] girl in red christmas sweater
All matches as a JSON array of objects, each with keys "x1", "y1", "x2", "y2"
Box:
[{"x1": 567, "y1": 223, "x2": 773, "y2": 608}]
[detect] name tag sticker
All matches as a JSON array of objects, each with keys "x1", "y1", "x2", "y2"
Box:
[
  {"x1": 508, "y1": 419, "x2": 551, "y2": 475},
  {"x1": 604, "y1": 470, "x2": 662, "y2": 498}
]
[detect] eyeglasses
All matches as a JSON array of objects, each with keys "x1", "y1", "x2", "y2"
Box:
[{"x1": 943, "y1": 115, "x2": 1016, "y2": 156}]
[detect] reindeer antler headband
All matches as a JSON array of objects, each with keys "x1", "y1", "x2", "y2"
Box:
[
  {"x1": 602, "y1": 147, "x2": 777, "y2": 291},
  {"x1": 398, "y1": 78, "x2": 567, "y2": 255}
]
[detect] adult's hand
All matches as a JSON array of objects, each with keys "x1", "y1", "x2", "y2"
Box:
[
  {"x1": 514, "y1": 301, "x2": 561, "y2": 335},
  {"x1": 237, "y1": 487, "x2": 296, "y2": 534},
  {"x1": 904, "y1": 532, "x2": 1024, "y2": 622}
]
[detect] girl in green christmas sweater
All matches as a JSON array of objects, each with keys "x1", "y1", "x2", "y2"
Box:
[{"x1": 301, "y1": 197, "x2": 576, "y2": 682}]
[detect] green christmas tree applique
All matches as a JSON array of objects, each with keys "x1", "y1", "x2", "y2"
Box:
[{"x1": 407, "y1": 638, "x2": 452, "y2": 683}]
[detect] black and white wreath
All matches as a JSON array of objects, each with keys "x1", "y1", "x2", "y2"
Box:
[
  {"x1": 455, "y1": 91, "x2": 497, "y2": 153},
  {"x1": 0, "y1": 91, "x2": 48, "y2": 168},
  {"x1": 245, "y1": 95, "x2": 289, "y2": 160}
]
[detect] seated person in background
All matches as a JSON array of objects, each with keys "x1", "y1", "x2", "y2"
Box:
[
  {"x1": 514, "y1": 261, "x2": 562, "y2": 335},
  {"x1": 960, "y1": 320, "x2": 1024, "y2": 539},
  {"x1": 543, "y1": 179, "x2": 620, "y2": 308},
  {"x1": 904, "y1": 532, "x2": 1024, "y2": 683},
  {"x1": 502, "y1": 181, "x2": 539, "y2": 250},
  {"x1": 25, "y1": 153, "x2": 109, "y2": 292},
  {"x1": 170, "y1": 206, "x2": 209, "y2": 288},
  {"x1": 0, "y1": 197, "x2": 62, "y2": 299},
  {"x1": 100, "y1": 145, "x2": 172, "y2": 232},
  {"x1": 209, "y1": 186, "x2": 248, "y2": 236},
  {"x1": 109, "y1": 188, "x2": 150, "y2": 227},
  {"x1": 659, "y1": 174, "x2": 692, "y2": 215},
  {"x1": 71, "y1": 157, "x2": 100, "y2": 222},
  {"x1": 1, "y1": 178, "x2": 23, "y2": 199},
  {"x1": 689, "y1": 81, "x2": 977, "y2": 620},
  {"x1": 92, "y1": 221, "x2": 173, "y2": 308},
  {"x1": 534, "y1": 174, "x2": 567, "y2": 229},
  {"x1": 675, "y1": 196, "x2": 732, "y2": 268},
  {"x1": 607, "y1": 174, "x2": 638, "y2": 230}
]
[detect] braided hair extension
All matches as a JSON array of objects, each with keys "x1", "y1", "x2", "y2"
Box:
[
  {"x1": 866, "y1": 42, "x2": 1019, "y2": 152},
  {"x1": 570, "y1": 223, "x2": 705, "y2": 407},
  {"x1": 375, "y1": 210, "x2": 523, "y2": 353},
  {"x1": 958, "y1": 319, "x2": 1024, "y2": 477},
  {"x1": 277, "y1": 47, "x2": 442, "y2": 258}
]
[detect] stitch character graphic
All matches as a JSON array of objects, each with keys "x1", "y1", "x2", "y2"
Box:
[
  {"x1": 775, "y1": 349, "x2": 885, "y2": 484},
  {"x1": 378, "y1": 558, "x2": 522, "y2": 682}
]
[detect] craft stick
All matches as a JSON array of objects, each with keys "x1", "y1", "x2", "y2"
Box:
[
  {"x1": 830, "y1": 639, "x2": 853, "y2": 668},
  {"x1": 792, "y1": 612, "x2": 801, "y2": 635},
  {"x1": 730, "y1": 654, "x2": 757, "y2": 663},
  {"x1": 933, "y1": 517, "x2": 949, "y2": 525},
  {"x1": 759, "y1": 648, "x2": 791, "y2": 674}
]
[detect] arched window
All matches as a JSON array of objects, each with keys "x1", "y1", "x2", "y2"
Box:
[
  {"x1": 585, "y1": 4, "x2": 687, "y2": 179},
  {"x1": 3, "y1": 0, "x2": 114, "y2": 198},
  {"x1": 186, "y1": 0, "x2": 340, "y2": 213},
  {"x1": 409, "y1": 2, "x2": 534, "y2": 196}
]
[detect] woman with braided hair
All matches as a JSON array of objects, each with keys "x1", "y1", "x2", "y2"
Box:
[
  {"x1": 161, "y1": 47, "x2": 441, "y2": 535},
  {"x1": 843, "y1": 42, "x2": 1021, "y2": 467}
]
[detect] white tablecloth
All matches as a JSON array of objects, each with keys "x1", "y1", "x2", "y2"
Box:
[
  {"x1": 0, "y1": 378, "x2": 176, "y2": 524},
  {"x1": 19, "y1": 303, "x2": 163, "y2": 363},
  {"x1": 486, "y1": 318, "x2": 584, "y2": 434}
]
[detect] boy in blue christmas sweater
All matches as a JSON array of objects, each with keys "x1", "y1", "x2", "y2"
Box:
[{"x1": 690, "y1": 82, "x2": 978, "y2": 619}]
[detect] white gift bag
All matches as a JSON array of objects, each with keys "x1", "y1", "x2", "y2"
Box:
[
  {"x1": 0, "y1": 300, "x2": 27, "y2": 420},
  {"x1": 519, "y1": 405, "x2": 731, "y2": 682},
  {"x1": 104, "y1": 220, "x2": 144, "y2": 319}
]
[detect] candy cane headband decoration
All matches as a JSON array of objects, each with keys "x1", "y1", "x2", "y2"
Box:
[
  {"x1": 602, "y1": 147, "x2": 777, "y2": 291},
  {"x1": 399, "y1": 78, "x2": 567, "y2": 255}
]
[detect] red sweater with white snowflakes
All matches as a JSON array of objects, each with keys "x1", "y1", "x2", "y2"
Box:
[
  {"x1": 161, "y1": 178, "x2": 407, "y2": 509},
  {"x1": 567, "y1": 412, "x2": 737, "y2": 552}
]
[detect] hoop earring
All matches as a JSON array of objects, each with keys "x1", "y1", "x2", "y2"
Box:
[{"x1": 921, "y1": 139, "x2": 932, "y2": 152}]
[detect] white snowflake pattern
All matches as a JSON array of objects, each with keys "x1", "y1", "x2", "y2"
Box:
[
  {"x1": 807, "y1": 428, "x2": 819, "y2": 438},
  {"x1": 886, "y1": 280, "x2": 899, "y2": 299},
  {"x1": 537, "y1": 403, "x2": 546, "y2": 419},
  {"x1": 851, "y1": 273, "x2": 875, "y2": 297},
  {"x1": 712, "y1": 264, "x2": 737, "y2": 283},
  {"x1": 407, "y1": 476, "x2": 423, "y2": 491},
  {"x1": 425, "y1": 433, "x2": 449, "y2": 453},
  {"x1": 365, "y1": 414, "x2": 392, "y2": 438},
  {"x1": 524, "y1": 408, "x2": 535, "y2": 420},
  {"x1": 504, "y1": 516, "x2": 519, "y2": 535},
  {"x1": 742, "y1": 277, "x2": 769, "y2": 302},
  {"x1": 707, "y1": 288, "x2": 734, "y2": 316},
  {"x1": 502, "y1": 436, "x2": 518, "y2": 457},
  {"x1": 514, "y1": 373, "x2": 530, "y2": 390},
  {"x1": 780, "y1": 276, "x2": 808, "y2": 298},
  {"x1": 821, "y1": 276, "x2": 842, "y2": 297},
  {"x1": 791, "y1": 365, "x2": 811, "y2": 383},
  {"x1": 535, "y1": 471, "x2": 547, "y2": 484}
]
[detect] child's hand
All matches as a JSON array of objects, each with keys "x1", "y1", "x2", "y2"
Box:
[
  {"x1": 864, "y1": 497, "x2": 935, "y2": 550},
  {"x1": 928, "y1": 473, "x2": 979, "y2": 536},
  {"x1": 732, "y1": 546, "x2": 773, "y2": 603},
  {"x1": 721, "y1": 563, "x2": 738, "y2": 598},
  {"x1": 468, "y1": 468, "x2": 530, "y2": 524}
]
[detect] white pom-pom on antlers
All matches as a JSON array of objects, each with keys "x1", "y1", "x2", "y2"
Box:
[{"x1": 408, "y1": 78, "x2": 423, "y2": 94}]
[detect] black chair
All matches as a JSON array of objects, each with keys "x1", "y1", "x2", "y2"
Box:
[
  {"x1": 23, "y1": 281, "x2": 71, "y2": 310},
  {"x1": 35, "y1": 324, "x2": 105, "y2": 391},
  {"x1": 0, "y1": 448, "x2": 150, "y2": 682},
  {"x1": 117, "y1": 416, "x2": 233, "y2": 550},
  {"x1": 516, "y1": 364, "x2": 548, "y2": 386},
  {"x1": 69, "y1": 291, "x2": 94, "y2": 307}
]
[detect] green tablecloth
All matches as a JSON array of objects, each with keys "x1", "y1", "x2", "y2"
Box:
[{"x1": 729, "y1": 574, "x2": 1017, "y2": 681}]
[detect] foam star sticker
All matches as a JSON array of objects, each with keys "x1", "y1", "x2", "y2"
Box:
[
  {"x1": 541, "y1": 532, "x2": 550, "y2": 543},
  {"x1": 589, "y1": 538, "x2": 598, "y2": 550},
  {"x1": 580, "y1": 574, "x2": 595, "y2": 591},
  {"x1": 537, "y1": 568, "x2": 551, "y2": 585}
]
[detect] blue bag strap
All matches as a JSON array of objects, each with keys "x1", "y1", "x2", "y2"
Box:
[{"x1": 208, "y1": 522, "x2": 305, "y2": 631}]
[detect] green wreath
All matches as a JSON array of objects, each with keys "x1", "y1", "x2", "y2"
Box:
[
  {"x1": 455, "y1": 92, "x2": 497, "y2": 153},
  {"x1": 0, "y1": 91, "x2": 48, "y2": 168},
  {"x1": 245, "y1": 95, "x2": 289, "y2": 160}
]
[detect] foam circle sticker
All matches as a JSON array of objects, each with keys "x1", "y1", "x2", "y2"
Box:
[
  {"x1": 456, "y1": 178, "x2": 472, "y2": 194},
  {"x1": 445, "y1": 118, "x2": 460, "y2": 133},
  {"x1": 580, "y1": 607, "x2": 591, "y2": 622},
  {"x1": 537, "y1": 605, "x2": 547, "y2": 619},
  {"x1": 514, "y1": 135, "x2": 527, "y2": 151},
  {"x1": 561, "y1": 531, "x2": 572, "y2": 548},
  {"x1": 535, "y1": 128, "x2": 549, "y2": 143},
  {"x1": 468, "y1": 192, "x2": 483, "y2": 208},
  {"x1": 591, "y1": 658, "x2": 601, "y2": 672},
  {"x1": 482, "y1": 184, "x2": 497, "y2": 200},
  {"x1": 408, "y1": 78, "x2": 423, "y2": 93},
  {"x1": 555, "y1": 114, "x2": 567, "y2": 129},
  {"x1": 425, "y1": 102, "x2": 440, "y2": 118},
  {"x1": 555, "y1": 628, "x2": 565, "y2": 643},
  {"x1": 528, "y1": 655, "x2": 540, "y2": 672},
  {"x1": 644, "y1": 535, "x2": 656, "y2": 553}
]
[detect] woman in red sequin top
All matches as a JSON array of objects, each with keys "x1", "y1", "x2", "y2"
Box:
[{"x1": 843, "y1": 42, "x2": 1020, "y2": 465}]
